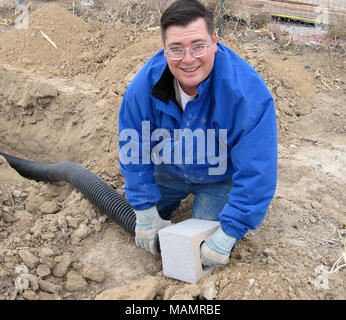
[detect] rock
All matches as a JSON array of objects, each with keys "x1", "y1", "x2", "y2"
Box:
[
  {"x1": 96, "y1": 49, "x2": 110, "y2": 63},
  {"x1": 38, "y1": 247, "x2": 54, "y2": 258},
  {"x1": 72, "y1": 261, "x2": 83, "y2": 272},
  {"x1": 57, "y1": 215, "x2": 68, "y2": 232},
  {"x1": 248, "y1": 279, "x2": 256, "y2": 288},
  {"x1": 200, "y1": 281, "x2": 218, "y2": 300},
  {"x1": 254, "y1": 288, "x2": 262, "y2": 297},
  {"x1": 294, "y1": 104, "x2": 311, "y2": 116},
  {"x1": 67, "y1": 217, "x2": 79, "y2": 229},
  {"x1": 218, "y1": 278, "x2": 229, "y2": 291},
  {"x1": 65, "y1": 271, "x2": 88, "y2": 292},
  {"x1": 164, "y1": 284, "x2": 200, "y2": 300},
  {"x1": 267, "y1": 256, "x2": 276, "y2": 265},
  {"x1": 14, "y1": 274, "x2": 29, "y2": 292},
  {"x1": 13, "y1": 210, "x2": 33, "y2": 229},
  {"x1": 296, "y1": 288, "x2": 311, "y2": 300},
  {"x1": 163, "y1": 286, "x2": 176, "y2": 300},
  {"x1": 262, "y1": 248, "x2": 277, "y2": 257},
  {"x1": 27, "y1": 274, "x2": 39, "y2": 291},
  {"x1": 170, "y1": 293, "x2": 195, "y2": 300},
  {"x1": 71, "y1": 223, "x2": 89, "y2": 244},
  {"x1": 83, "y1": 266, "x2": 105, "y2": 283},
  {"x1": 95, "y1": 276, "x2": 159, "y2": 300},
  {"x1": 280, "y1": 77, "x2": 293, "y2": 89},
  {"x1": 12, "y1": 187, "x2": 25, "y2": 200},
  {"x1": 23, "y1": 290, "x2": 39, "y2": 300},
  {"x1": 53, "y1": 254, "x2": 72, "y2": 277},
  {"x1": 1, "y1": 212, "x2": 18, "y2": 223},
  {"x1": 30, "y1": 223, "x2": 43, "y2": 238},
  {"x1": 30, "y1": 81, "x2": 58, "y2": 99},
  {"x1": 38, "y1": 291, "x2": 61, "y2": 300},
  {"x1": 38, "y1": 279, "x2": 61, "y2": 294},
  {"x1": 39, "y1": 256, "x2": 55, "y2": 270},
  {"x1": 278, "y1": 100, "x2": 294, "y2": 116},
  {"x1": 15, "y1": 264, "x2": 29, "y2": 275},
  {"x1": 311, "y1": 201, "x2": 322, "y2": 210},
  {"x1": 170, "y1": 284, "x2": 200, "y2": 300},
  {"x1": 80, "y1": 51, "x2": 94, "y2": 62},
  {"x1": 0, "y1": 268, "x2": 8, "y2": 280},
  {"x1": 24, "y1": 234, "x2": 32, "y2": 241},
  {"x1": 25, "y1": 194, "x2": 45, "y2": 214},
  {"x1": 235, "y1": 247, "x2": 252, "y2": 260},
  {"x1": 275, "y1": 85, "x2": 286, "y2": 98},
  {"x1": 39, "y1": 201, "x2": 60, "y2": 214},
  {"x1": 22, "y1": 58, "x2": 32, "y2": 65},
  {"x1": 87, "y1": 24, "x2": 98, "y2": 33},
  {"x1": 41, "y1": 232, "x2": 55, "y2": 240},
  {"x1": 18, "y1": 250, "x2": 39, "y2": 269},
  {"x1": 36, "y1": 264, "x2": 51, "y2": 278}
]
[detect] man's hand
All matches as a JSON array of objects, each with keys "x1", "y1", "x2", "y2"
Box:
[
  {"x1": 134, "y1": 206, "x2": 171, "y2": 255},
  {"x1": 200, "y1": 227, "x2": 237, "y2": 267}
]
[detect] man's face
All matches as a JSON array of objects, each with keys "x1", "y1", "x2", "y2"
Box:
[{"x1": 163, "y1": 17, "x2": 217, "y2": 96}]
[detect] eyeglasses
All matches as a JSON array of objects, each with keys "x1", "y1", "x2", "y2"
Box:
[{"x1": 165, "y1": 44, "x2": 213, "y2": 61}]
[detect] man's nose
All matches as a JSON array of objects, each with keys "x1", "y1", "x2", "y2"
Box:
[{"x1": 181, "y1": 49, "x2": 196, "y2": 64}]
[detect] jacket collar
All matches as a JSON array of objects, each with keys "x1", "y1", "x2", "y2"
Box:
[
  {"x1": 151, "y1": 64, "x2": 212, "y2": 105},
  {"x1": 151, "y1": 65, "x2": 180, "y2": 106}
]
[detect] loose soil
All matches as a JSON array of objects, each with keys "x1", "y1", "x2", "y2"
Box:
[{"x1": 0, "y1": 3, "x2": 345, "y2": 300}]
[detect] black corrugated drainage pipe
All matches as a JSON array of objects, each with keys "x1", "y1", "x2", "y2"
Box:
[{"x1": 0, "y1": 152, "x2": 136, "y2": 237}]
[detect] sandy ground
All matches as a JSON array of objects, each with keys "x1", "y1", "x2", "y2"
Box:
[{"x1": 0, "y1": 3, "x2": 345, "y2": 300}]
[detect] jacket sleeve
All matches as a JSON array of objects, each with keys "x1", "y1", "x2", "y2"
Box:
[
  {"x1": 219, "y1": 71, "x2": 278, "y2": 241},
  {"x1": 118, "y1": 86, "x2": 161, "y2": 210}
]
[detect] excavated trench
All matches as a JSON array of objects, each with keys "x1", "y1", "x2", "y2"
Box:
[{"x1": 0, "y1": 65, "x2": 106, "y2": 164}]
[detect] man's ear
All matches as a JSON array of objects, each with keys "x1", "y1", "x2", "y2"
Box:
[
  {"x1": 162, "y1": 38, "x2": 168, "y2": 58},
  {"x1": 212, "y1": 32, "x2": 218, "y2": 53}
]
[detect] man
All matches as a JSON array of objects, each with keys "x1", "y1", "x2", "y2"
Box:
[{"x1": 118, "y1": 0, "x2": 277, "y2": 267}]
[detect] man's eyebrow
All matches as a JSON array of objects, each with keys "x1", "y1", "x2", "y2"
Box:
[
  {"x1": 190, "y1": 38, "x2": 207, "y2": 44},
  {"x1": 167, "y1": 38, "x2": 207, "y2": 47},
  {"x1": 167, "y1": 41, "x2": 182, "y2": 47}
]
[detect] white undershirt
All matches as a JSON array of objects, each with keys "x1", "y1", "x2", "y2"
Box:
[{"x1": 174, "y1": 78, "x2": 197, "y2": 111}]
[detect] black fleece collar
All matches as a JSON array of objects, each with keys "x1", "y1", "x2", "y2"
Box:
[{"x1": 151, "y1": 65, "x2": 181, "y2": 107}]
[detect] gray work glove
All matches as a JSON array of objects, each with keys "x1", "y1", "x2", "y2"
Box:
[
  {"x1": 200, "y1": 227, "x2": 237, "y2": 267},
  {"x1": 134, "y1": 206, "x2": 171, "y2": 255}
]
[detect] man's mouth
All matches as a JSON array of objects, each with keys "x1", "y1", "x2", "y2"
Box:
[{"x1": 181, "y1": 65, "x2": 200, "y2": 73}]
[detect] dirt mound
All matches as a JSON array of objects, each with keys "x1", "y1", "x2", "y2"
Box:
[
  {"x1": 0, "y1": 4, "x2": 319, "y2": 144},
  {"x1": 257, "y1": 55, "x2": 318, "y2": 142},
  {"x1": 0, "y1": 5, "x2": 85, "y2": 73},
  {"x1": 96, "y1": 34, "x2": 163, "y2": 96},
  {"x1": 222, "y1": 36, "x2": 318, "y2": 143},
  {"x1": 0, "y1": 5, "x2": 131, "y2": 77}
]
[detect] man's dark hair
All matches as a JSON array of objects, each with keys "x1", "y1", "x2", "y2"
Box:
[{"x1": 160, "y1": 0, "x2": 214, "y2": 42}]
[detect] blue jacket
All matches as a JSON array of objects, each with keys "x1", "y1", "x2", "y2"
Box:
[{"x1": 118, "y1": 42, "x2": 278, "y2": 240}]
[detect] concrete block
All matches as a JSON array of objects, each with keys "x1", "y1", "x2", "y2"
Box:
[{"x1": 158, "y1": 218, "x2": 220, "y2": 284}]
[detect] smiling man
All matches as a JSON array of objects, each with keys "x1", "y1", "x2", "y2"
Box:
[{"x1": 118, "y1": 0, "x2": 278, "y2": 268}]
